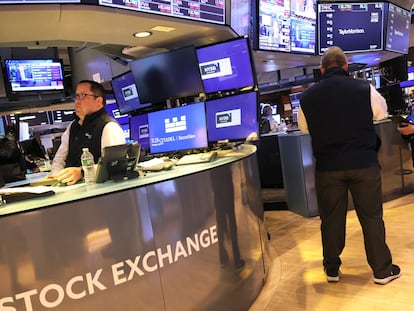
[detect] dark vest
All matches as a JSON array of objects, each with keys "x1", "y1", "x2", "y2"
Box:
[
  {"x1": 65, "y1": 108, "x2": 116, "y2": 167},
  {"x1": 300, "y1": 67, "x2": 378, "y2": 171}
]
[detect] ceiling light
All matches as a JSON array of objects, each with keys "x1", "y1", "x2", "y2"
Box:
[{"x1": 133, "y1": 31, "x2": 152, "y2": 38}]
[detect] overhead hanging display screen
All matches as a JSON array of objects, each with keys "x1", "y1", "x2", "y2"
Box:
[
  {"x1": 99, "y1": 0, "x2": 225, "y2": 24},
  {"x1": 318, "y1": 2, "x2": 385, "y2": 54},
  {"x1": 258, "y1": 0, "x2": 316, "y2": 54}
]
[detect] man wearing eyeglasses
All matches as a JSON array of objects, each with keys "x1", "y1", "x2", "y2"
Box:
[{"x1": 50, "y1": 80, "x2": 125, "y2": 185}]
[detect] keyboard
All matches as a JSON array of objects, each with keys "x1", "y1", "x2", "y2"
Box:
[{"x1": 175, "y1": 152, "x2": 218, "y2": 166}]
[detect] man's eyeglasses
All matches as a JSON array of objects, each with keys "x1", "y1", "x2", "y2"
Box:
[{"x1": 74, "y1": 93, "x2": 99, "y2": 100}]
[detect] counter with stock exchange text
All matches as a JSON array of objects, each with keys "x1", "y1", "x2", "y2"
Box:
[{"x1": 0, "y1": 144, "x2": 270, "y2": 311}]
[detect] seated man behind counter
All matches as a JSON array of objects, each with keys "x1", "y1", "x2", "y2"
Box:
[{"x1": 49, "y1": 80, "x2": 125, "y2": 185}]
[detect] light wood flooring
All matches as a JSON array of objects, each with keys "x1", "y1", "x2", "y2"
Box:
[{"x1": 249, "y1": 193, "x2": 414, "y2": 311}]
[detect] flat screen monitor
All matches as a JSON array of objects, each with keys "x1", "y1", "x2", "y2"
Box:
[
  {"x1": 400, "y1": 66, "x2": 414, "y2": 88},
  {"x1": 17, "y1": 111, "x2": 50, "y2": 126},
  {"x1": 4, "y1": 59, "x2": 65, "y2": 93},
  {"x1": 130, "y1": 46, "x2": 204, "y2": 104},
  {"x1": 379, "y1": 54, "x2": 408, "y2": 85},
  {"x1": 318, "y1": 2, "x2": 385, "y2": 54},
  {"x1": 121, "y1": 123, "x2": 130, "y2": 144},
  {"x1": 196, "y1": 37, "x2": 256, "y2": 94},
  {"x1": 0, "y1": 116, "x2": 5, "y2": 137},
  {"x1": 98, "y1": 0, "x2": 224, "y2": 25},
  {"x1": 129, "y1": 113, "x2": 150, "y2": 150},
  {"x1": 385, "y1": 2, "x2": 411, "y2": 54},
  {"x1": 111, "y1": 71, "x2": 152, "y2": 115},
  {"x1": 258, "y1": 0, "x2": 316, "y2": 54},
  {"x1": 289, "y1": 92, "x2": 302, "y2": 109},
  {"x1": 105, "y1": 94, "x2": 129, "y2": 125},
  {"x1": 147, "y1": 102, "x2": 208, "y2": 154},
  {"x1": 52, "y1": 109, "x2": 75, "y2": 123},
  {"x1": 205, "y1": 91, "x2": 258, "y2": 143},
  {"x1": 0, "y1": 66, "x2": 7, "y2": 98},
  {"x1": 378, "y1": 83, "x2": 406, "y2": 114}
]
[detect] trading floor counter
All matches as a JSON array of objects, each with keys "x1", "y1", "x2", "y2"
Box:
[{"x1": 0, "y1": 145, "x2": 269, "y2": 311}]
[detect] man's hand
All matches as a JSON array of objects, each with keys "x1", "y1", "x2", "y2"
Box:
[
  {"x1": 397, "y1": 123, "x2": 414, "y2": 136},
  {"x1": 51, "y1": 167, "x2": 83, "y2": 185}
]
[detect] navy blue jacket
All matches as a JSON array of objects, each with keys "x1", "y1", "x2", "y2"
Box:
[
  {"x1": 300, "y1": 67, "x2": 379, "y2": 171},
  {"x1": 65, "y1": 108, "x2": 116, "y2": 167}
]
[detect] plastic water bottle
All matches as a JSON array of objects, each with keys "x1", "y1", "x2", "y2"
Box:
[{"x1": 81, "y1": 148, "x2": 96, "y2": 186}]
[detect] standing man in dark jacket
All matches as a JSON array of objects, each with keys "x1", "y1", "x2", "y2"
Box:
[{"x1": 298, "y1": 46, "x2": 401, "y2": 285}]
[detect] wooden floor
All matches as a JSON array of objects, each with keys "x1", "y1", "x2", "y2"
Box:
[{"x1": 249, "y1": 193, "x2": 414, "y2": 311}]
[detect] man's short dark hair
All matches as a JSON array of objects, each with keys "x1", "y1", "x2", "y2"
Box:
[{"x1": 79, "y1": 80, "x2": 106, "y2": 105}]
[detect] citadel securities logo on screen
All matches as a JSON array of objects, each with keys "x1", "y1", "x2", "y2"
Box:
[
  {"x1": 148, "y1": 102, "x2": 208, "y2": 154},
  {"x1": 165, "y1": 115, "x2": 187, "y2": 133}
]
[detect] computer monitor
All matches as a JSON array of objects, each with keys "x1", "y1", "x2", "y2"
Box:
[
  {"x1": 105, "y1": 94, "x2": 129, "y2": 125},
  {"x1": 257, "y1": 0, "x2": 316, "y2": 54},
  {"x1": 318, "y1": 2, "x2": 385, "y2": 54},
  {"x1": 130, "y1": 46, "x2": 204, "y2": 104},
  {"x1": 129, "y1": 113, "x2": 150, "y2": 150},
  {"x1": 147, "y1": 102, "x2": 208, "y2": 154},
  {"x1": 385, "y1": 2, "x2": 411, "y2": 54},
  {"x1": 196, "y1": 37, "x2": 256, "y2": 94},
  {"x1": 51, "y1": 109, "x2": 75, "y2": 123},
  {"x1": 121, "y1": 123, "x2": 130, "y2": 144},
  {"x1": 289, "y1": 92, "x2": 302, "y2": 109},
  {"x1": 205, "y1": 91, "x2": 259, "y2": 144},
  {"x1": 0, "y1": 117, "x2": 5, "y2": 138},
  {"x1": 111, "y1": 71, "x2": 152, "y2": 114},
  {"x1": 4, "y1": 59, "x2": 65, "y2": 94},
  {"x1": 17, "y1": 111, "x2": 51, "y2": 126},
  {"x1": 400, "y1": 66, "x2": 414, "y2": 88}
]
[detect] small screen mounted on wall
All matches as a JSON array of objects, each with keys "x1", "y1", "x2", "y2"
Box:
[{"x1": 4, "y1": 59, "x2": 65, "y2": 94}]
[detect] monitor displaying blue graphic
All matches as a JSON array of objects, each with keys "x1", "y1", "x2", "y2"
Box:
[
  {"x1": 121, "y1": 123, "x2": 131, "y2": 144},
  {"x1": 205, "y1": 92, "x2": 258, "y2": 143},
  {"x1": 105, "y1": 94, "x2": 129, "y2": 125},
  {"x1": 400, "y1": 66, "x2": 414, "y2": 88},
  {"x1": 111, "y1": 71, "x2": 152, "y2": 114},
  {"x1": 147, "y1": 102, "x2": 208, "y2": 154},
  {"x1": 196, "y1": 37, "x2": 256, "y2": 94},
  {"x1": 130, "y1": 113, "x2": 150, "y2": 150}
]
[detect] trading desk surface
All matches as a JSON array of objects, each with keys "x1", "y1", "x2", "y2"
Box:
[{"x1": 0, "y1": 145, "x2": 255, "y2": 217}]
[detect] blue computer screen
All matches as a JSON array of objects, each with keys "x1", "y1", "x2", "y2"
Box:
[
  {"x1": 105, "y1": 95, "x2": 129, "y2": 125},
  {"x1": 121, "y1": 123, "x2": 130, "y2": 144},
  {"x1": 147, "y1": 102, "x2": 208, "y2": 154},
  {"x1": 129, "y1": 113, "x2": 150, "y2": 150},
  {"x1": 205, "y1": 92, "x2": 258, "y2": 143},
  {"x1": 0, "y1": 117, "x2": 6, "y2": 137},
  {"x1": 111, "y1": 71, "x2": 152, "y2": 114},
  {"x1": 196, "y1": 37, "x2": 255, "y2": 94}
]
